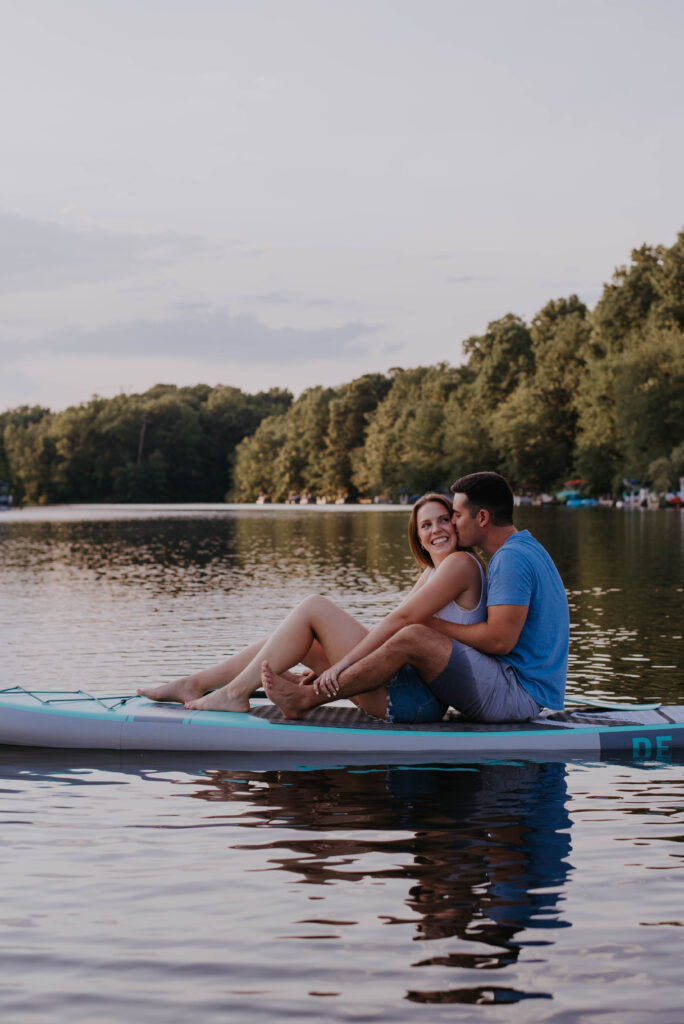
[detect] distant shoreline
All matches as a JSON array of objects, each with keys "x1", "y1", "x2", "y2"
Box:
[{"x1": 2, "y1": 501, "x2": 675, "y2": 526}]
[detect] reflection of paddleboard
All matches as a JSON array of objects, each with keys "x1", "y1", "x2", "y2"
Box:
[{"x1": 1, "y1": 687, "x2": 683, "y2": 760}]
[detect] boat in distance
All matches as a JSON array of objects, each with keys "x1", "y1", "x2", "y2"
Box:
[{"x1": 0, "y1": 687, "x2": 682, "y2": 761}]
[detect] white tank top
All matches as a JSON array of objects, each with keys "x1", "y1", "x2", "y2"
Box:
[{"x1": 427, "y1": 552, "x2": 487, "y2": 625}]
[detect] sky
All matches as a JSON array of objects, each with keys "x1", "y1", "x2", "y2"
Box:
[{"x1": 1, "y1": 0, "x2": 683, "y2": 411}]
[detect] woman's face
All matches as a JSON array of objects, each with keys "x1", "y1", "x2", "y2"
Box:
[{"x1": 415, "y1": 501, "x2": 458, "y2": 565}]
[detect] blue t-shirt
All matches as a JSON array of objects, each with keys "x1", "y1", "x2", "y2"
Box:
[{"x1": 487, "y1": 530, "x2": 568, "y2": 709}]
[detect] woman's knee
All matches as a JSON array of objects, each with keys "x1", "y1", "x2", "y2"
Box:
[
  {"x1": 295, "y1": 593, "x2": 340, "y2": 623},
  {"x1": 296, "y1": 594, "x2": 328, "y2": 615}
]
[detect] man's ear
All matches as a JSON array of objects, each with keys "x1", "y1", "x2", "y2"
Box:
[{"x1": 478, "y1": 508, "x2": 490, "y2": 527}]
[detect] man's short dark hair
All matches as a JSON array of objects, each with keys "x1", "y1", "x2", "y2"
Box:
[{"x1": 450, "y1": 471, "x2": 514, "y2": 526}]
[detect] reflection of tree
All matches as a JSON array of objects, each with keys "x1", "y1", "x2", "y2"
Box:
[{"x1": 190, "y1": 760, "x2": 571, "y2": 1006}]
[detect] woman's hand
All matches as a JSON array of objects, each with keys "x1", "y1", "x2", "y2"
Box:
[{"x1": 314, "y1": 663, "x2": 345, "y2": 697}]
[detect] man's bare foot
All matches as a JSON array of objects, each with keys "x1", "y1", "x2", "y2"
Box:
[
  {"x1": 261, "y1": 661, "x2": 321, "y2": 719},
  {"x1": 281, "y1": 669, "x2": 305, "y2": 684},
  {"x1": 282, "y1": 668, "x2": 317, "y2": 686},
  {"x1": 184, "y1": 686, "x2": 251, "y2": 713},
  {"x1": 137, "y1": 676, "x2": 206, "y2": 704}
]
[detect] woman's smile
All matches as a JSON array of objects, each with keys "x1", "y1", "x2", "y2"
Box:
[{"x1": 416, "y1": 501, "x2": 459, "y2": 563}]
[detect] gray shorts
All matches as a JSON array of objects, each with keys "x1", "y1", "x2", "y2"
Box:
[{"x1": 428, "y1": 640, "x2": 542, "y2": 723}]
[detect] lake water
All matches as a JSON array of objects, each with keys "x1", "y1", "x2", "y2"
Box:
[{"x1": 1, "y1": 504, "x2": 683, "y2": 1022}]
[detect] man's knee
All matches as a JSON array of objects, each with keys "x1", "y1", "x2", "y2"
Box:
[
  {"x1": 390, "y1": 624, "x2": 446, "y2": 657},
  {"x1": 386, "y1": 624, "x2": 452, "y2": 680}
]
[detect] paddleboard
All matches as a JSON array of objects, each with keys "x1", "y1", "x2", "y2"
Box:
[{"x1": 0, "y1": 687, "x2": 682, "y2": 760}]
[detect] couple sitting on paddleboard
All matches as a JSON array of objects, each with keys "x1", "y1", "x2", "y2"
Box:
[{"x1": 139, "y1": 471, "x2": 569, "y2": 724}]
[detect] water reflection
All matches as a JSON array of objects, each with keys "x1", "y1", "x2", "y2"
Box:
[
  {"x1": 2, "y1": 745, "x2": 681, "y2": 1017},
  {"x1": 0, "y1": 511, "x2": 418, "y2": 690},
  {"x1": 191, "y1": 760, "x2": 571, "y2": 1005},
  {"x1": 0, "y1": 510, "x2": 414, "y2": 596},
  {"x1": 533, "y1": 508, "x2": 684, "y2": 702}
]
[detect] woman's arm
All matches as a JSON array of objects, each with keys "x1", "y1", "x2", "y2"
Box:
[{"x1": 315, "y1": 553, "x2": 479, "y2": 694}]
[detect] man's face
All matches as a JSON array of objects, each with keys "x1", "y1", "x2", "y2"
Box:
[{"x1": 451, "y1": 492, "x2": 483, "y2": 548}]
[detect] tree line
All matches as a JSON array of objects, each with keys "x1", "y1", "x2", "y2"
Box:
[
  {"x1": 233, "y1": 228, "x2": 684, "y2": 501},
  {"x1": 2, "y1": 229, "x2": 683, "y2": 505},
  {"x1": 0, "y1": 384, "x2": 291, "y2": 505}
]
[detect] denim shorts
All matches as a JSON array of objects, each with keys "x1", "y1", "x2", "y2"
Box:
[{"x1": 386, "y1": 664, "x2": 448, "y2": 724}]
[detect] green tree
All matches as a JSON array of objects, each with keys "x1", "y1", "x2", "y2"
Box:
[
  {"x1": 232, "y1": 413, "x2": 289, "y2": 501},
  {"x1": 654, "y1": 228, "x2": 684, "y2": 330},
  {"x1": 3, "y1": 413, "x2": 58, "y2": 505},
  {"x1": 489, "y1": 383, "x2": 567, "y2": 490},
  {"x1": 613, "y1": 327, "x2": 684, "y2": 484},
  {"x1": 575, "y1": 325, "x2": 684, "y2": 492},
  {"x1": 440, "y1": 390, "x2": 498, "y2": 484},
  {"x1": 274, "y1": 386, "x2": 333, "y2": 499},
  {"x1": 1, "y1": 384, "x2": 293, "y2": 504},
  {"x1": 112, "y1": 448, "x2": 169, "y2": 502},
  {"x1": 509, "y1": 294, "x2": 593, "y2": 489},
  {"x1": 647, "y1": 438, "x2": 684, "y2": 492},
  {"x1": 0, "y1": 406, "x2": 52, "y2": 503},
  {"x1": 462, "y1": 313, "x2": 535, "y2": 411},
  {"x1": 591, "y1": 244, "x2": 664, "y2": 356},
  {"x1": 354, "y1": 365, "x2": 461, "y2": 498},
  {"x1": 201, "y1": 385, "x2": 291, "y2": 500},
  {"x1": 319, "y1": 374, "x2": 392, "y2": 499}
]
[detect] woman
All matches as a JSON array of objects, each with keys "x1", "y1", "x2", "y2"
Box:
[{"x1": 138, "y1": 493, "x2": 487, "y2": 722}]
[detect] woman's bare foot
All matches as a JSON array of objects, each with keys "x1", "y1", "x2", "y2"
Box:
[
  {"x1": 137, "y1": 676, "x2": 207, "y2": 704},
  {"x1": 184, "y1": 686, "x2": 251, "y2": 713},
  {"x1": 140, "y1": 666, "x2": 310, "y2": 706},
  {"x1": 261, "y1": 661, "x2": 321, "y2": 719}
]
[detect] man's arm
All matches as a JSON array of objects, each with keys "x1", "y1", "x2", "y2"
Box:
[{"x1": 426, "y1": 604, "x2": 528, "y2": 656}]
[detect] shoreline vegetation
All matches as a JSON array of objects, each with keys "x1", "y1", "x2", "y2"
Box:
[{"x1": 2, "y1": 230, "x2": 683, "y2": 508}]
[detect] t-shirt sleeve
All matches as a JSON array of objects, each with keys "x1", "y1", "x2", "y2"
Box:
[{"x1": 487, "y1": 547, "x2": 533, "y2": 607}]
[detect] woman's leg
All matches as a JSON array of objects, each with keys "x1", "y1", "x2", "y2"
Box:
[
  {"x1": 263, "y1": 624, "x2": 452, "y2": 721},
  {"x1": 349, "y1": 689, "x2": 390, "y2": 720},
  {"x1": 185, "y1": 595, "x2": 368, "y2": 712},
  {"x1": 139, "y1": 636, "x2": 330, "y2": 705}
]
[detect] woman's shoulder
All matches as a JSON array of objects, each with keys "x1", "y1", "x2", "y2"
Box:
[{"x1": 435, "y1": 550, "x2": 482, "y2": 575}]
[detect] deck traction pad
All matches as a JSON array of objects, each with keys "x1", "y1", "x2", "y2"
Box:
[{"x1": 250, "y1": 704, "x2": 557, "y2": 733}]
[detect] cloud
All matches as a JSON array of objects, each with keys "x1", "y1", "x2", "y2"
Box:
[
  {"x1": 18, "y1": 307, "x2": 380, "y2": 363},
  {"x1": 0, "y1": 211, "x2": 216, "y2": 292},
  {"x1": 0, "y1": 362, "x2": 37, "y2": 398},
  {"x1": 445, "y1": 275, "x2": 499, "y2": 285},
  {"x1": 247, "y1": 290, "x2": 334, "y2": 308}
]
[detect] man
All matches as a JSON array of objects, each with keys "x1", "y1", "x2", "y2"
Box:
[{"x1": 264, "y1": 471, "x2": 569, "y2": 722}]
